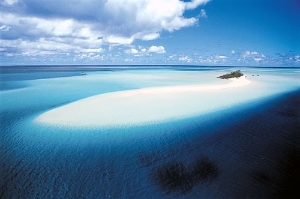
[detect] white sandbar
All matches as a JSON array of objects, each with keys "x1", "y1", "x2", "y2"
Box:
[{"x1": 35, "y1": 76, "x2": 251, "y2": 128}]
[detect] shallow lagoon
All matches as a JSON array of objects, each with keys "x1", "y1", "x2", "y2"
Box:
[{"x1": 1, "y1": 66, "x2": 300, "y2": 198}]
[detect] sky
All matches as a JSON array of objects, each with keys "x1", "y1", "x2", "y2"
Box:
[{"x1": 0, "y1": 0, "x2": 299, "y2": 66}]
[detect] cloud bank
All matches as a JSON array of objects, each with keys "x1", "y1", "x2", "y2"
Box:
[{"x1": 0, "y1": 0, "x2": 209, "y2": 56}]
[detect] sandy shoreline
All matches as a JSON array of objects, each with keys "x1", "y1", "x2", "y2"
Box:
[
  {"x1": 35, "y1": 76, "x2": 251, "y2": 127},
  {"x1": 119, "y1": 76, "x2": 250, "y2": 96}
]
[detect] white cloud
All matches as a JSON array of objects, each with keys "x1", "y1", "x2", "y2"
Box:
[
  {"x1": 179, "y1": 55, "x2": 192, "y2": 62},
  {"x1": 124, "y1": 58, "x2": 134, "y2": 62},
  {"x1": 1, "y1": 36, "x2": 104, "y2": 56},
  {"x1": 140, "y1": 47, "x2": 147, "y2": 53},
  {"x1": 200, "y1": 9, "x2": 207, "y2": 18},
  {"x1": 0, "y1": 0, "x2": 209, "y2": 57},
  {"x1": 125, "y1": 45, "x2": 166, "y2": 56},
  {"x1": 0, "y1": 25, "x2": 10, "y2": 31},
  {"x1": 240, "y1": 50, "x2": 266, "y2": 63},
  {"x1": 253, "y1": 58, "x2": 262, "y2": 62},
  {"x1": 35, "y1": 18, "x2": 76, "y2": 37},
  {"x1": 217, "y1": 55, "x2": 227, "y2": 59},
  {"x1": 138, "y1": 33, "x2": 160, "y2": 41},
  {"x1": 197, "y1": 54, "x2": 228, "y2": 64},
  {"x1": 241, "y1": 51, "x2": 263, "y2": 59},
  {"x1": 103, "y1": 36, "x2": 134, "y2": 45},
  {"x1": 124, "y1": 48, "x2": 139, "y2": 54},
  {"x1": 185, "y1": 0, "x2": 210, "y2": 9},
  {"x1": 242, "y1": 50, "x2": 251, "y2": 58},
  {"x1": 1, "y1": 0, "x2": 18, "y2": 6},
  {"x1": 148, "y1": 46, "x2": 166, "y2": 54},
  {"x1": 0, "y1": 13, "x2": 104, "y2": 56},
  {"x1": 79, "y1": 48, "x2": 105, "y2": 53}
]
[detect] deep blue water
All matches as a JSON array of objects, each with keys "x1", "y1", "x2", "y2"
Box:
[{"x1": 1, "y1": 66, "x2": 300, "y2": 198}]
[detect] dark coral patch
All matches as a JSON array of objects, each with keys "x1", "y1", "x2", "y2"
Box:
[{"x1": 153, "y1": 157, "x2": 219, "y2": 195}]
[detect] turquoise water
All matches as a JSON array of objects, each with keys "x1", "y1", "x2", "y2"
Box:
[{"x1": 1, "y1": 66, "x2": 300, "y2": 198}]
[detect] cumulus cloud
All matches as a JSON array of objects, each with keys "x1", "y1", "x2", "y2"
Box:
[
  {"x1": 217, "y1": 55, "x2": 227, "y2": 59},
  {"x1": 179, "y1": 55, "x2": 193, "y2": 62},
  {"x1": 186, "y1": 0, "x2": 210, "y2": 9},
  {"x1": 274, "y1": 52, "x2": 300, "y2": 66},
  {"x1": 0, "y1": 12, "x2": 104, "y2": 56},
  {"x1": 148, "y1": 46, "x2": 166, "y2": 54},
  {"x1": 165, "y1": 50, "x2": 300, "y2": 66},
  {"x1": 197, "y1": 54, "x2": 228, "y2": 64},
  {"x1": 125, "y1": 45, "x2": 166, "y2": 56},
  {"x1": 0, "y1": 0, "x2": 209, "y2": 57},
  {"x1": 239, "y1": 50, "x2": 266, "y2": 63},
  {"x1": 124, "y1": 48, "x2": 139, "y2": 55}
]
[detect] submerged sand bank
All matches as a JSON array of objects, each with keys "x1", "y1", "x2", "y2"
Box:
[{"x1": 35, "y1": 76, "x2": 252, "y2": 128}]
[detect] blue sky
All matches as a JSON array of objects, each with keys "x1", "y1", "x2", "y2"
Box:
[{"x1": 1, "y1": 0, "x2": 299, "y2": 66}]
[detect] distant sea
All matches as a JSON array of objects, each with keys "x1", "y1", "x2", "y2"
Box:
[{"x1": 0, "y1": 65, "x2": 299, "y2": 198}]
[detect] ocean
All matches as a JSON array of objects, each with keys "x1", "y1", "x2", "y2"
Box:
[{"x1": 0, "y1": 65, "x2": 299, "y2": 198}]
